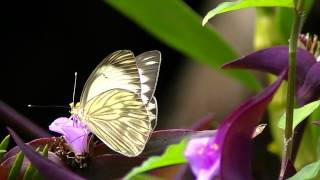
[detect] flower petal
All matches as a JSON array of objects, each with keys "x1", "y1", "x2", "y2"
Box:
[
  {"x1": 61, "y1": 126, "x2": 88, "y2": 154},
  {"x1": 49, "y1": 117, "x2": 72, "y2": 134},
  {"x1": 222, "y1": 46, "x2": 316, "y2": 86},
  {"x1": 297, "y1": 63, "x2": 320, "y2": 105},
  {"x1": 49, "y1": 117, "x2": 89, "y2": 154}
]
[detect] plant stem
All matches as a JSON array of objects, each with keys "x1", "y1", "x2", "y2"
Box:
[{"x1": 279, "y1": 0, "x2": 304, "y2": 179}]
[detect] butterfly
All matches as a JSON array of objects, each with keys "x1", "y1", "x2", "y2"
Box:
[{"x1": 69, "y1": 50, "x2": 161, "y2": 157}]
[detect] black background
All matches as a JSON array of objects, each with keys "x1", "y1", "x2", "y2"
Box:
[{"x1": 1, "y1": 0, "x2": 205, "y2": 140}]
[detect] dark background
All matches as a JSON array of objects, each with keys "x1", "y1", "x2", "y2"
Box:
[{"x1": 1, "y1": 0, "x2": 206, "y2": 140}]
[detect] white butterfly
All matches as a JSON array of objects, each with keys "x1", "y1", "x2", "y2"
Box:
[{"x1": 71, "y1": 50, "x2": 161, "y2": 157}]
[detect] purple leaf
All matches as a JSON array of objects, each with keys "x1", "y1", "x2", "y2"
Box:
[
  {"x1": 0, "y1": 150, "x2": 63, "y2": 179},
  {"x1": 185, "y1": 71, "x2": 286, "y2": 180},
  {"x1": 222, "y1": 46, "x2": 316, "y2": 87},
  {"x1": 1, "y1": 138, "x2": 51, "y2": 164},
  {"x1": 297, "y1": 63, "x2": 320, "y2": 105},
  {"x1": 220, "y1": 71, "x2": 285, "y2": 179},
  {"x1": 83, "y1": 154, "x2": 145, "y2": 179},
  {"x1": 7, "y1": 127, "x2": 85, "y2": 180},
  {"x1": 0, "y1": 101, "x2": 50, "y2": 138}
]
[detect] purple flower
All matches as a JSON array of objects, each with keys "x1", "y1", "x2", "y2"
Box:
[
  {"x1": 185, "y1": 136, "x2": 220, "y2": 179},
  {"x1": 185, "y1": 71, "x2": 286, "y2": 180},
  {"x1": 223, "y1": 44, "x2": 319, "y2": 106},
  {"x1": 49, "y1": 117, "x2": 89, "y2": 154}
]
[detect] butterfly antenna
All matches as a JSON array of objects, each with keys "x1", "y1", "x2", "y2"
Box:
[
  {"x1": 72, "y1": 72, "x2": 78, "y2": 107},
  {"x1": 27, "y1": 104, "x2": 69, "y2": 109}
]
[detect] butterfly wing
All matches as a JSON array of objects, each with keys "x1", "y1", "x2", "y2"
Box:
[
  {"x1": 80, "y1": 50, "x2": 141, "y2": 106},
  {"x1": 146, "y1": 97, "x2": 158, "y2": 130},
  {"x1": 136, "y1": 51, "x2": 161, "y2": 104},
  {"x1": 77, "y1": 50, "x2": 160, "y2": 157},
  {"x1": 82, "y1": 89, "x2": 152, "y2": 157}
]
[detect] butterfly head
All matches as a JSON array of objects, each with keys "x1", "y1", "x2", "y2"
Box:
[{"x1": 69, "y1": 102, "x2": 81, "y2": 114}]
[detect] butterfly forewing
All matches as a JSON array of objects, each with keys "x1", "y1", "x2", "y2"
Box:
[
  {"x1": 82, "y1": 89, "x2": 152, "y2": 157},
  {"x1": 80, "y1": 50, "x2": 141, "y2": 107},
  {"x1": 136, "y1": 51, "x2": 161, "y2": 105}
]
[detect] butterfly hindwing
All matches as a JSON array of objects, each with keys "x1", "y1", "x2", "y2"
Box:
[
  {"x1": 146, "y1": 97, "x2": 158, "y2": 130},
  {"x1": 80, "y1": 50, "x2": 141, "y2": 106},
  {"x1": 136, "y1": 51, "x2": 161, "y2": 105},
  {"x1": 82, "y1": 89, "x2": 152, "y2": 157}
]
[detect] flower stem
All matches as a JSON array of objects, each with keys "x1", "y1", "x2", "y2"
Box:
[{"x1": 279, "y1": 0, "x2": 304, "y2": 178}]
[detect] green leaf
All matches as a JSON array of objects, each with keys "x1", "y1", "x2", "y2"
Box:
[
  {"x1": 105, "y1": 0, "x2": 260, "y2": 91},
  {"x1": 124, "y1": 140, "x2": 187, "y2": 179},
  {"x1": 8, "y1": 151, "x2": 24, "y2": 180},
  {"x1": 278, "y1": 100, "x2": 320, "y2": 130},
  {"x1": 131, "y1": 174, "x2": 164, "y2": 180},
  {"x1": 311, "y1": 106, "x2": 320, "y2": 159},
  {"x1": 0, "y1": 149, "x2": 6, "y2": 158},
  {"x1": 203, "y1": 0, "x2": 294, "y2": 26},
  {"x1": 276, "y1": 0, "x2": 315, "y2": 42},
  {"x1": 0, "y1": 135, "x2": 10, "y2": 159},
  {"x1": 40, "y1": 144, "x2": 49, "y2": 157},
  {"x1": 294, "y1": 121, "x2": 318, "y2": 170},
  {"x1": 288, "y1": 160, "x2": 320, "y2": 180},
  {"x1": 0, "y1": 135, "x2": 10, "y2": 150},
  {"x1": 23, "y1": 147, "x2": 41, "y2": 180},
  {"x1": 33, "y1": 145, "x2": 48, "y2": 180}
]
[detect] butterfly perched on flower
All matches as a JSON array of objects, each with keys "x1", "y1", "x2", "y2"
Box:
[{"x1": 49, "y1": 50, "x2": 161, "y2": 157}]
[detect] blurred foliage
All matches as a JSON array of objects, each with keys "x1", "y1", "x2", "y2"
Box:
[
  {"x1": 255, "y1": 8, "x2": 284, "y2": 49},
  {"x1": 276, "y1": 0, "x2": 315, "y2": 43},
  {"x1": 105, "y1": 0, "x2": 260, "y2": 91},
  {"x1": 267, "y1": 76, "x2": 287, "y2": 155}
]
